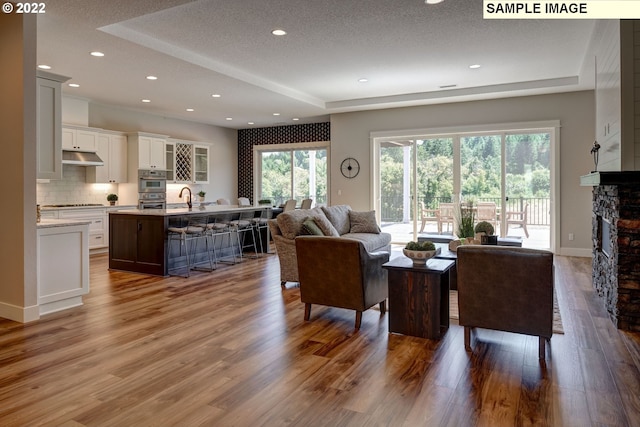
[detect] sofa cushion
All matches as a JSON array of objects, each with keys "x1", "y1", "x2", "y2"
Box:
[
  {"x1": 302, "y1": 217, "x2": 324, "y2": 236},
  {"x1": 313, "y1": 214, "x2": 340, "y2": 237},
  {"x1": 341, "y1": 232, "x2": 392, "y2": 253},
  {"x1": 349, "y1": 210, "x2": 381, "y2": 234},
  {"x1": 321, "y1": 205, "x2": 352, "y2": 235},
  {"x1": 276, "y1": 207, "x2": 326, "y2": 239}
]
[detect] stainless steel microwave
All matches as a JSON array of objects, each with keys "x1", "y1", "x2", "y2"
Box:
[{"x1": 138, "y1": 169, "x2": 167, "y2": 193}]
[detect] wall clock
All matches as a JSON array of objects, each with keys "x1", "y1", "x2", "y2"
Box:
[{"x1": 340, "y1": 157, "x2": 360, "y2": 179}]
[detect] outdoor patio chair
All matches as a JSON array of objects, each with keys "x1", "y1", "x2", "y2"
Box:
[
  {"x1": 437, "y1": 202, "x2": 455, "y2": 234},
  {"x1": 419, "y1": 201, "x2": 439, "y2": 233},
  {"x1": 506, "y1": 203, "x2": 530, "y2": 238},
  {"x1": 476, "y1": 201, "x2": 498, "y2": 229}
]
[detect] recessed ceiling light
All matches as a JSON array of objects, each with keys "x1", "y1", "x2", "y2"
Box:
[
  {"x1": 211, "y1": 94, "x2": 221, "y2": 98},
  {"x1": 358, "y1": 78, "x2": 369, "y2": 83},
  {"x1": 425, "y1": 0, "x2": 444, "y2": 4},
  {"x1": 469, "y1": 64, "x2": 481, "y2": 69},
  {"x1": 292, "y1": 118, "x2": 299, "y2": 121},
  {"x1": 37, "y1": 64, "x2": 51, "y2": 70},
  {"x1": 186, "y1": 108, "x2": 194, "y2": 112},
  {"x1": 90, "y1": 51, "x2": 105, "y2": 57},
  {"x1": 271, "y1": 29, "x2": 287, "y2": 36},
  {"x1": 226, "y1": 117, "x2": 233, "y2": 121},
  {"x1": 141, "y1": 99, "x2": 151, "y2": 103},
  {"x1": 248, "y1": 122, "x2": 255, "y2": 125},
  {"x1": 146, "y1": 75, "x2": 158, "y2": 80},
  {"x1": 68, "y1": 83, "x2": 80, "y2": 88},
  {"x1": 273, "y1": 113, "x2": 280, "y2": 116}
]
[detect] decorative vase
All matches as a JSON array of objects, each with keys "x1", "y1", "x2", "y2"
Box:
[
  {"x1": 109, "y1": 201, "x2": 116, "y2": 206},
  {"x1": 403, "y1": 248, "x2": 437, "y2": 266},
  {"x1": 198, "y1": 196, "x2": 205, "y2": 202}
]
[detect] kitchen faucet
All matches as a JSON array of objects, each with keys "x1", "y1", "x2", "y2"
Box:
[{"x1": 179, "y1": 187, "x2": 192, "y2": 209}]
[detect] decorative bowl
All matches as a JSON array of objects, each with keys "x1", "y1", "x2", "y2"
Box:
[{"x1": 403, "y1": 248, "x2": 438, "y2": 266}]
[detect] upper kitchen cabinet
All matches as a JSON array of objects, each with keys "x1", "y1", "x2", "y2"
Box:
[
  {"x1": 62, "y1": 126, "x2": 99, "y2": 152},
  {"x1": 193, "y1": 145, "x2": 209, "y2": 183},
  {"x1": 86, "y1": 131, "x2": 128, "y2": 183},
  {"x1": 165, "y1": 139, "x2": 210, "y2": 184},
  {"x1": 127, "y1": 132, "x2": 168, "y2": 177},
  {"x1": 36, "y1": 70, "x2": 70, "y2": 180}
]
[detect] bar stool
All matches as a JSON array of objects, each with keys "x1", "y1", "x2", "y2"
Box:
[
  {"x1": 251, "y1": 208, "x2": 272, "y2": 255},
  {"x1": 167, "y1": 215, "x2": 214, "y2": 277},
  {"x1": 229, "y1": 210, "x2": 258, "y2": 260},
  {"x1": 207, "y1": 213, "x2": 239, "y2": 264}
]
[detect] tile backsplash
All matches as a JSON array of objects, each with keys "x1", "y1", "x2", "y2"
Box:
[
  {"x1": 37, "y1": 165, "x2": 118, "y2": 205},
  {"x1": 37, "y1": 165, "x2": 208, "y2": 206}
]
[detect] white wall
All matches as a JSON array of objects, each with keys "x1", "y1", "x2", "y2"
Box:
[{"x1": 330, "y1": 91, "x2": 595, "y2": 255}]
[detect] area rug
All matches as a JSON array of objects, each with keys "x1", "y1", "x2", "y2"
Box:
[{"x1": 449, "y1": 290, "x2": 564, "y2": 334}]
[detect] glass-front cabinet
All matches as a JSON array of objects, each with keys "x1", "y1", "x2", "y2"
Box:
[
  {"x1": 165, "y1": 139, "x2": 209, "y2": 184},
  {"x1": 193, "y1": 145, "x2": 209, "y2": 183}
]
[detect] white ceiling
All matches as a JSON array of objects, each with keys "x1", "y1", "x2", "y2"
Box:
[{"x1": 36, "y1": 0, "x2": 597, "y2": 130}]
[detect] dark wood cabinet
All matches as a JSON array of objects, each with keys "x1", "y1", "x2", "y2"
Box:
[{"x1": 109, "y1": 214, "x2": 167, "y2": 275}]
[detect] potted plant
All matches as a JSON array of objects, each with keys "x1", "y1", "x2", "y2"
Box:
[
  {"x1": 197, "y1": 190, "x2": 206, "y2": 202},
  {"x1": 475, "y1": 221, "x2": 498, "y2": 245},
  {"x1": 106, "y1": 193, "x2": 118, "y2": 206},
  {"x1": 457, "y1": 201, "x2": 476, "y2": 242},
  {"x1": 403, "y1": 240, "x2": 439, "y2": 266},
  {"x1": 258, "y1": 199, "x2": 272, "y2": 206}
]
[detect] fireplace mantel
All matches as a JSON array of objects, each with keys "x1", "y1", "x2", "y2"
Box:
[{"x1": 580, "y1": 171, "x2": 640, "y2": 186}]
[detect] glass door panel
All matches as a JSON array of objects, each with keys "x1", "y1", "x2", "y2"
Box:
[
  {"x1": 260, "y1": 151, "x2": 291, "y2": 207},
  {"x1": 460, "y1": 135, "x2": 502, "y2": 236},
  {"x1": 416, "y1": 137, "x2": 454, "y2": 235},
  {"x1": 379, "y1": 140, "x2": 412, "y2": 244},
  {"x1": 504, "y1": 132, "x2": 551, "y2": 248}
]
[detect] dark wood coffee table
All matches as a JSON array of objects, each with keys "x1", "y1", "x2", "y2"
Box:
[{"x1": 383, "y1": 256, "x2": 454, "y2": 339}]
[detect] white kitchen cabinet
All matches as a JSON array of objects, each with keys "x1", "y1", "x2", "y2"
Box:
[
  {"x1": 58, "y1": 208, "x2": 107, "y2": 249},
  {"x1": 37, "y1": 221, "x2": 90, "y2": 316},
  {"x1": 62, "y1": 126, "x2": 98, "y2": 151},
  {"x1": 36, "y1": 70, "x2": 69, "y2": 180},
  {"x1": 86, "y1": 131, "x2": 128, "y2": 183},
  {"x1": 193, "y1": 144, "x2": 209, "y2": 184},
  {"x1": 166, "y1": 139, "x2": 210, "y2": 184},
  {"x1": 128, "y1": 132, "x2": 168, "y2": 177}
]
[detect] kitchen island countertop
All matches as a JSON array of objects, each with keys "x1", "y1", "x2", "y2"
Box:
[{"x1": 109, "y1": 205, "x2": 270, "y2": 217}]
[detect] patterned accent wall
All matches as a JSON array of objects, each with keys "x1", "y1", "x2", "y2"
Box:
[{"x1": 237, "y1": 122, "x2": 330, "y2": 201}]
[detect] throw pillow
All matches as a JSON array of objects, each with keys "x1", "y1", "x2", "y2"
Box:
[
  {"x1": 301, "y1": 217, "x2": 324, "y2": 236},
  {"x1": 321, "y1": 205, "x2": 352, "y2": 235},
  {"x1": 349, "y1": 210, "x2": 381, "y2": 234},
  {"x1": 313, "y1": 215, "x2": 340, "y2": 237}
]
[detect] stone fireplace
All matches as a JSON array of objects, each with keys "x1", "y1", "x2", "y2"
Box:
[{"x1": 582, "y1": 171, "x2": 640, "y2": 331}]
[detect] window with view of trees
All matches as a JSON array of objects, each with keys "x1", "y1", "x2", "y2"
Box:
[{"x1": 258, "y1": 148, "x2": 328, "y2": 207}]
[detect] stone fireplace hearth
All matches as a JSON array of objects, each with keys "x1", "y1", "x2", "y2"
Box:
[{"x1": 582, "y1": 171, "x2": 640, "y2": 331}]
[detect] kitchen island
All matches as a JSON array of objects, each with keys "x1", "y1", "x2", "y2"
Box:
[{"x1": 109, "y1": 205, "x2": 271, "y2": 276}]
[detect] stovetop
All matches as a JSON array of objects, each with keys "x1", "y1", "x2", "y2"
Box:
[{"x1": 42, "y1": 203, "x2": 104, "y2": 207}]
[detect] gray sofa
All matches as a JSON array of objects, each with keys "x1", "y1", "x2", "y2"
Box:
[{"x1": 268, "y1": 205, "x2": 391, "y2": 288}]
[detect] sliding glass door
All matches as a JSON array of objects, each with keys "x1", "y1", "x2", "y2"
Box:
[{"x1": 374, "y1": 126, "x2": 554, "y2": 250}]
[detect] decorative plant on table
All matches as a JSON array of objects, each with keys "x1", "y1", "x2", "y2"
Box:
[
  {"x1": 197, "y1": 190, "x2": 206, "y2": 201},
  {"x1": 403, "y1": 240, "x2": 438, "y2": 266},
  {"x1": 106, "y1": 193, "x2": 118, "y2": 206},
  {"x1": 475, "y1": 221, "x2": 498, "y2": 245},
  {"x1": 258, "y1": 199, "x2": 272, "y2": 206},
  {"x1": 457, "y1": 201, "x2": 476, "y2": 241}
]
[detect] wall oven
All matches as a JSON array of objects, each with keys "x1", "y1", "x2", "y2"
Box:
[
  {"x1": 138, "y1": 169, "x2": 167, "y2": 209},
  {"x1": 138, "y1": 169, "x2": 167, "y2": 193}
]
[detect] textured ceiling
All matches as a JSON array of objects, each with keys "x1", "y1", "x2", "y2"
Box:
[{"x1": 36, "y1": 0, "x2": 596, "y2": 129}]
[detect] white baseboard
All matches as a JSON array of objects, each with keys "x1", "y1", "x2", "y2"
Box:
[
  {"x1": 558, "y1": 247, "x2": 592, "y2": 257},
  {"x1": 0, "y1": 302, "x2": 40, "y2": 323}
]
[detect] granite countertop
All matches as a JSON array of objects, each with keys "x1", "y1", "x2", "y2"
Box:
[
  {"x1": 37, "y1": 219, "x2": 92, "y2": 229},
  {"x1": 40, "y1": 204, "x2": 138, "y2": 210},
  {"x1": 109, "y1": 205, "x2": 270, "y2": 217}
]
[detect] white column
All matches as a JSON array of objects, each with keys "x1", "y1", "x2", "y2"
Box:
[{"x1": 403, "y1": 145, "x2": 411, "y2": 223}]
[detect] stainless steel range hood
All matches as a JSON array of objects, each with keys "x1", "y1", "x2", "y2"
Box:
[{"x1": 62, "y1": 150, "x2": 104, "y2": 166}]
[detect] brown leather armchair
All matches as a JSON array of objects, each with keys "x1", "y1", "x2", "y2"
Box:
[
  {"x1": 295, "y1": 236, "x2": 390, "y2": 329},
  {"x1": 456, "y1": 245, "x2": 554, "y2": 359}
]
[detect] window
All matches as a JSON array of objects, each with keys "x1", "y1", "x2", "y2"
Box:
[{"x1": 255, "y1": 142, "x2": 329, "y2": 207}]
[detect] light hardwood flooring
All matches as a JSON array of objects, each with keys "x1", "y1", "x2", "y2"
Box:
[{"x1": 0, "y1": 253, "x2": 639, "y2": 426}]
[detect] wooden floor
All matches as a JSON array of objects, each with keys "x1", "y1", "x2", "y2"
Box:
[{"x1": 1, "y1": 253, "x2": 639, "y2": 426}]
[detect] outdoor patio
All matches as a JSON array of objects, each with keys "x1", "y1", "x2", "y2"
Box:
[{"x1": 381, "y1": 221, "x2": 550, "y2": 250}]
